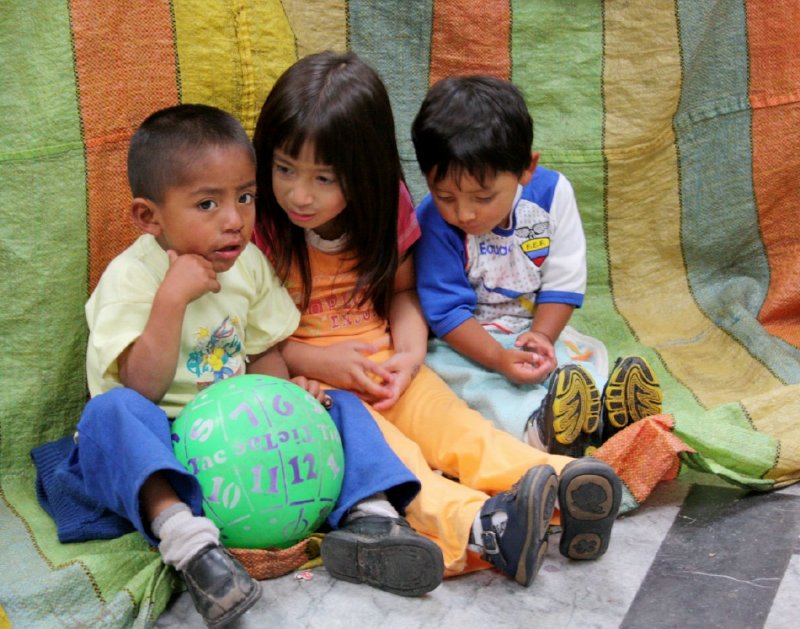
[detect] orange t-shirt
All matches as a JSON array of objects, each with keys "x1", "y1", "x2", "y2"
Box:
[
  {"x1": 287, "y1": 245, "x2": 390, "y2": 349},
  {"x1": 255, "y1": 182, "x2": 420, "y2": 351}
]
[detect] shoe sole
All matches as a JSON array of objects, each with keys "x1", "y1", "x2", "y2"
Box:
[
  {"x1": 206, "y1": 579, "x2": 262, "y2": 629},
  {"x1": 514, "y1": 465, "x2": 558, "y2": 586},
  {"x1": 603, "y1": 356, "x2": 662, "y2": 432},
  {"x1": 550, "y1": 365, "x2": 601, "y2": 449},
  {"x1": 558, "y1": 459, "x2": 622, "y2": 560},
  {"x1": 321, "y1": 529, "x2": 444, "y2": 597}
]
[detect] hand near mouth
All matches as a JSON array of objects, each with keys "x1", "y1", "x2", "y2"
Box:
[{"x1": 163, "y1": 249, "x2": 221, "y2": 304}]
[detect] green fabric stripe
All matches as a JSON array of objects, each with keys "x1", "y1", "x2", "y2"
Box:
[
  {"x1": 509, "y1": 2, "x2": 611, "y2": 339},
  {"x1": 678, "y1": 407, "x2": 778, "y2": 490},
  {"x1": 347, "y1": 0, "x2": 434, "y2": 201},
  {"x1": 511, "y1": 0, "x2": 604, "y2": 157},
  {"x1": 675, "y1": 1, "x2": 800, "y2": 379},
  {"x1": 0, "y1": 1, "x2": 88, "y2": 474},
  {"x1": 1, "y1": 480, "x2": 176, "y2": 627}
]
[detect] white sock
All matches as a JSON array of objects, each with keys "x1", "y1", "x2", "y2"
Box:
[
  {"x1": 524, "y1": 401, "x2": 551, "y2": 451},
  {"x1": 525, "y1": 419, "x2": 548, "y2": 451},
  {"x1": 468, "y1": 510, "x2": 508, "y2": 553},
  {"x1": 343, "y1": 492, "x2": 399, "y2": 523},
  {"x1": 152, "y1": 503, "x2": 220, "y2": 571}
]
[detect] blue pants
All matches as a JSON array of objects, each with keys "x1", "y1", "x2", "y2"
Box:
[{"x1": 32, "y1": 388, "x2": 419, "y2": 545}]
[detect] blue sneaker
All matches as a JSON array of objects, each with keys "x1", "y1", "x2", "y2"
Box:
[
  {"x1": 478, "y1": 465, "x2": 558, "y2": 586},
  {"x1": 558, "y1": 458, "x2": 622, "y2": 560}
]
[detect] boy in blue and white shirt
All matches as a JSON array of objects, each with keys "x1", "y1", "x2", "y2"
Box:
[{"x1": 412, "y1": 75, "x2": 662, "y2": 456}]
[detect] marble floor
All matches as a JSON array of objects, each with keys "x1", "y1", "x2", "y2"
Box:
[{"x1": 156, "y1": 472, "x2": 800, "y2": 628}]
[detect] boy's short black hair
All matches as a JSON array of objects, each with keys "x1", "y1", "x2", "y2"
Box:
[
  {"x1": 412, "y1": 75, "x2": 533, "y2": 185},
  {"x1": 128, "y1": 104, "x2": 254, "y2": 203}
]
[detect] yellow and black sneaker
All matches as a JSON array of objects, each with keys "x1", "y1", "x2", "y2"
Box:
[
  {"x1": 600, "y1": 356, "x2": 662, "y2": 442},
  {"x1": 525, "y1": 364, "x2": 601, "y2": 457}
]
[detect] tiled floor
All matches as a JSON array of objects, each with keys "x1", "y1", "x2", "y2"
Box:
[{"x1": 156, "y1": 471, "x2": 800, "y2": 628}]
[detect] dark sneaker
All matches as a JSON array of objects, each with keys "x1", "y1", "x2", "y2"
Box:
[
  {"x1": 478, "y1": 465, "x2": 557, "y2": 586},
  {"x1": 181, "y1": 544, "x2": 261, "y2": 629},
  {"x1": 601, "y1": 356, "x2": 662, "y2": 442},
  {"x1": 321, "y1": 516, "x2": 444, "y2": 597},
  {"x1": 558, "y1": 458, "x2": 622, "y2": 560},
  {"x1": 525, "y1": 364, "x2": 601, "y2": 457}
]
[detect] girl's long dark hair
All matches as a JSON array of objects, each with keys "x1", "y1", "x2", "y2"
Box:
[{"x1": 253, "y1": 51, "x2": 401, "y2": 320}]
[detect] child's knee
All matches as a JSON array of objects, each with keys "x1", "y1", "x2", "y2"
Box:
[{"x1": 78, "y1": 387, "x2": 165, "y2": 437}]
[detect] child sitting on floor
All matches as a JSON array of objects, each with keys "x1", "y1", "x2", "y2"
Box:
[
  {"x1": 252, "y1": 50, "x2": 623, "y2": 587},
  {"x1": 31, "y1": 104, "x2": 444, "y2": 629},
  {"x1": 412, "y1": 75, "x2": 663, "y2": 457}
]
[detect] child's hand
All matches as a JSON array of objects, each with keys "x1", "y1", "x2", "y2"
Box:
[
  {"x1": 495, "y1": 331, "x2": 557, "y2": 385},
  {"x1": 370, "y1": 350, "x2": 421, "y2": 411},
  {"x1": 314, "y1": 341, "x2": 394, "y2": 404},
  {"x1": 289, "y1": 376, "x2": 333, "y2": 409},
  {"x1": 496, "y1": 347, "x2": 552, "y2": 384},
  {"x1": 516, "y1": 330, "x2": 557, "y2": 360},
  {"x1": 162, "y1": 250, "x2": 221, "y2": 304}
]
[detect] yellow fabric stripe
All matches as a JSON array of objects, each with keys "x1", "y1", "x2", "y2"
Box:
[
  {"x1": 173, "y1": 0, "x2": 297, "y2": 135},
  {"x1": 603, "y1": 1, "x2": 779, "y2": 409},
  {"x1": 281, "y1": 0, "x2": 347, "y2": 56},
  {"x1": 744, "y1": 386, "x2": 800, "y2": 484}
]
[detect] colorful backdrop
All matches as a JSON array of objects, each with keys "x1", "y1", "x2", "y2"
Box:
[{"x1": 2, "y1": 1, "x2": 799, "y2": 625}]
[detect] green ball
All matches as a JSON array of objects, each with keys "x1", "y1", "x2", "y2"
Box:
[{"x1": 171, "y1": 374, "x2": 344, "y2": 549}]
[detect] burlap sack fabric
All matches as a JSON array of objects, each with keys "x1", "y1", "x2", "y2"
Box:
[
  {"x1": 229, "y1": 534, "x2": 324, "y2": 580},
  {"x1": 3, "y1": 1, "x2": 800, "y2": 626}
]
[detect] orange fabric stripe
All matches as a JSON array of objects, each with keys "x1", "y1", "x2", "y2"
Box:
[
  {"x1": 429, "y1": 0, "x2": 510, "y2": 85},
  {"x1": 747, "y1": 1, "x2": 800, "y2": 347},
  {"x1": 70, "y1": 1, "x2": 179, "y2": 291},
  {"x1": 595, "y1": 415, "x2": 693, "y2": 504}
]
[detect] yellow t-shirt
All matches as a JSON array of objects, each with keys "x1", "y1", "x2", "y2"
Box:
[{"x1": 86, "y1": 235, "x2": 300, "y2": 417}]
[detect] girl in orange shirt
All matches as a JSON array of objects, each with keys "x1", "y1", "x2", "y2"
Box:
[{"x1": 253, "y1": 50, "x2": 622, "y2": 587}]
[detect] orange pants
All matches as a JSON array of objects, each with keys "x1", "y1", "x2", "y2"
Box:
[{"x1": 363, "y1": 364, "x2": 573, "y2": 575}]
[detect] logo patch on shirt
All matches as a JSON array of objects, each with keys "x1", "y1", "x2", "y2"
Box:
[
  {"x1": 187, "y1": 316, "x2": 245, "y2": 389},
  {"x1": 520, "y1": 237, "x2": 550, "y2": 267}
]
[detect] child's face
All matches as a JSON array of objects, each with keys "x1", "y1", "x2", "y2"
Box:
[
  {"x1": 426, "y1": 163, "x2": 535, "y2": 236},
  {"x1": 271, "y1": 141, "x2": 347, "y2": 240},
  {"x1": 148, "y1": 145, "x2": 256, "y2": 273}
]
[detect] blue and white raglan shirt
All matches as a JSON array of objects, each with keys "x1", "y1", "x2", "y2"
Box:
[{"x1": 415, "y1": 166, "x2": 586, "y2": 337}]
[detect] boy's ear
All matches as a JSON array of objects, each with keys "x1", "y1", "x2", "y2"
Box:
[
  {"x1": 520, "y1": 152, "x2": 541, "y2": 185},
  {"x1": 130, "y1": 198, "x2": 162, "y2": 236}
]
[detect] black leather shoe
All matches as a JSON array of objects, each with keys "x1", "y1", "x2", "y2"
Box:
[
  {"x1": 321, "y1": 516, "x2": 444, "y2": 596},
  {"x1": 181, "y1": 545, "x2": 261, "y2": 628}
]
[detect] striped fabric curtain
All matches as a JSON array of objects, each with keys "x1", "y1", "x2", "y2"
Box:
[{"x1": 1, "y1": 1, "x2": 798, "y2": 625}]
